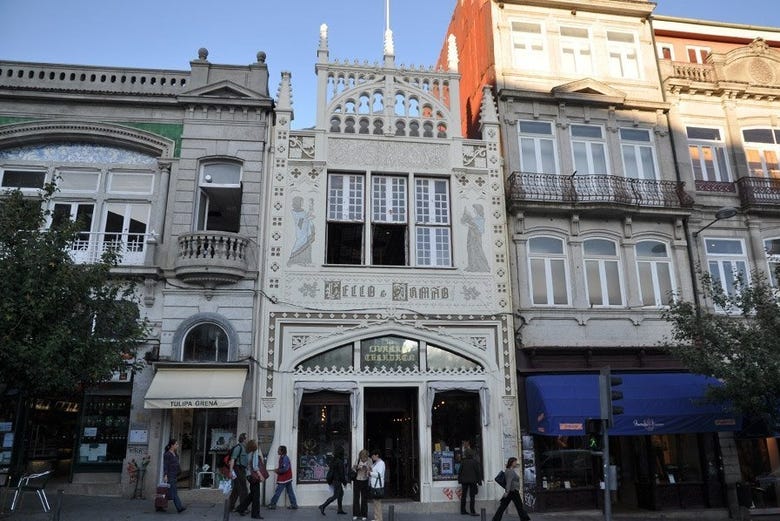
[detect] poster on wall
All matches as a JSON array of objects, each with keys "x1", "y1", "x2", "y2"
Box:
[{"x1": 521, "y1": 433, "x2": 537, "y2": 510}]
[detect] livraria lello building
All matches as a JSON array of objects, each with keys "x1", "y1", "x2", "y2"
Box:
[{"x1": 1, "y1": 0, "x2": 779, "y2": 517}]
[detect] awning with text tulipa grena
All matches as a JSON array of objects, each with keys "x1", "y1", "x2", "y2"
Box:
[
  {"x1": 144, "y1": 365, "x2": 248, "y2": 409},
  {"x1": 525, "y1": 373, "x2": 742, "y2": 436}
]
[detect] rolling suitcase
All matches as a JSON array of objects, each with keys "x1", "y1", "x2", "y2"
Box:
[{"x1": 154, "y1": 483, "x2": 170, "y2": 511}]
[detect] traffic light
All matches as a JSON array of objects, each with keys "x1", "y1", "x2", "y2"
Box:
[
  {"x1": 585, "y1": 418, "x2": 603, "y2": 452},
  {"x1": 599, "y1": 367, "x2": 624, "y2": 427}
]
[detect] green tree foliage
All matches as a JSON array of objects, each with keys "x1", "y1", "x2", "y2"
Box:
[
  {"x1": 662, "y1": 268, "x2": 780, "y2": 426},
  {"x1": 0, "y1": 185, "x2": 147, "y2": 396}
]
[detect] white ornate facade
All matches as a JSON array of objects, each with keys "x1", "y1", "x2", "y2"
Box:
[{"x1": 256, "y1": 25, "x2": 518, "y2": 509}]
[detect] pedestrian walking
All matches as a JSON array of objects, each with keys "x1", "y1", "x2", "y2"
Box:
[
  {"x1": 267, "y1": 445, "x2": 299, "y2": 509},
  {"x1": 458, "y1": 448, "x2": 482, "y2": 516},
  {"x1": 319, "y1": 446, "x2": 348, "y2": 515},
  {"x1": 492, "y1": 457, "x2": 530, "y2": 521},
  {"x1": 162, "y1": 439, "x2": 186, "y2": 514}
]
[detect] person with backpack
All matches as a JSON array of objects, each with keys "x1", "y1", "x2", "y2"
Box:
[
  {"x1": 228, "y1": 433, "x2": 249, "y2": 512},
  {"x1": 319, "y1": 446, "x2": 348, "y2": 515},
  {"x1": 492, "y1": 457, "x2": 530, "y2": 521}
]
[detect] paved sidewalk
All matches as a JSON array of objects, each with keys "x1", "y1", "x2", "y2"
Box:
[{"x1": 0, "y1": 490, "x2": 734, "y2": 521}]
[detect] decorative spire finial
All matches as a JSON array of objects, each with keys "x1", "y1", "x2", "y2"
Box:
[{"x1": 447, "y1": 34, "x2": 459, "y2": 72}]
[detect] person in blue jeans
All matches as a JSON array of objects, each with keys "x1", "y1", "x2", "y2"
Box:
[
  {"x1": 267, "y1": 445, "x2": 298, "y2": 509},
  {"x1": 163, "y1": 439, "x2": 186, "y2": 514}
]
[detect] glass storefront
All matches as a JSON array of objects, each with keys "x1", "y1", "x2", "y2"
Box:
[
  {"x1": 170, "y1": 407, "x2": 237, "y2": 489},
  {"x1": 736, "y1": 436, "x2": 780, "y2": 508},
  {"x1": 75, "y1": 394, "x2": 131, "y2": 472},
  {"x1": 431, "y1": 391, "x2": 481, "y2": 481},
  {"x1": 297, "y1": 392, "x2": 351, "y2": 483}
]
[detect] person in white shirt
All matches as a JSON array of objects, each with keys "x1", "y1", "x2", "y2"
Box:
[{"x1": 368, "y1": 449, "x2": 386, "y2": 521}]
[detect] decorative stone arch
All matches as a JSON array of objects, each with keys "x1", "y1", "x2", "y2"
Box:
[
  {"x1": 0, "y1": 120, "x2": 175, "y2": 159},
  {"x1": 171, "y1": 312, "x2": 240, "y2": 362},
  {"x1": 285, "y1": 321, "x2": 492, "y2": 371}
]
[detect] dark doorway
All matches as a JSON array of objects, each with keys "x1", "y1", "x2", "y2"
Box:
[{"x1": 364, "y1": 387, "x2": 419, "y2": 500}]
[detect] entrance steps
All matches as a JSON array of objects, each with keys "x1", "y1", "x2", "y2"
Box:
[{"x1": 48, "y1": 473, "x2": 123, "y2": 497}]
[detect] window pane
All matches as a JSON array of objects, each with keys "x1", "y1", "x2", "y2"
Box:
[
  {"x1": 657, "y1": 263, "x2": 673, "y2": 305},
  {"x1": 687, "y1": 127, "x2": 720, "y2": 140},
  {"x1": 520, "y1": 138, "x2": 539, "y2": 171},
  {"x1": 571, "y1": 125, "x2": 602, "y2": 139},
  {"x1": 586, "y1": 261, "x2": 602, "y2": 306},
  {"x1": 519, "y1": 121, "x2": 552, "y2": 135},
  {"x1": 203, "y1": 163, "x2": 240, "y2": 184},
  {"x1": 326, "y1": 222, "x2": 363, "y2": 264},
  {"x1": 637, "y1": 240, "x2": 667, "y2": 257},
  {"x1": 297, "y1": 345, "x2": 353, "y2": 371},
  {"x1": 530, "y1": 258, "x2": 547, "y2": 305},
  {"x1": 529, "y1": 236, "x2": 563, "y2": 254},
  {"x1": 1, "y1": 170, "x2": 45, "y2": 189},
  {"x1": 573, "y1": 142, "x2": 589, "y2": 172},
  {"x1": 584, "y1": 239, "x2": 616, "y2": 256},
  {"x1": 551, "y1": 259, "x2": 568, "y2": 305},
  {"x1": 640, "y1": 147, "x2": 656, "y2": 179},
  {"x1": 705, "y1": 239, "x2": 743, "y2": 255},
  {"x1": 59, "y1": 171, "x2": 100, "y2": 191},
  {"x1": 297, "y1": 392, "x2": 351, "y2": 483},
  {"x1": 109, "y1": 172, "x2": 154, "y2": 193},
  {"x1": 361, "y1": 336, "x2": 419, "y2": 372},
  {"x1": 622, "y1": 145, "x2": 638, "y2": 177},
  {"x1": 621, "y1": 128, "x2": 651, "y2": 142},
  {"x1": 183, "y1": 323, "x2": 228, "y2": 362},
  {"x1": 743, "y1": 128, "x2": 775, "y2": 144},
  {"x1": 540, "y1": 140, "x2": 557, "y2": 173},
  {"x1": 431, "y1": 391, "x2": 481, "y2": 481},
  {"x1": 638, "y1": 262, "x2": 655, "y2": 306},
  {"x1": 605, "y1": 261, "x2": 622, "y2": 305},
  {"x1": 427, "y1": 345, "x2": 481, "y2": 371}
]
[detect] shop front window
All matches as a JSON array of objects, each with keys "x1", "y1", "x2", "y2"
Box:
[
  {"x1": 76, "y1": 395, "x2": 130, "y2": 471},
  {"x1": 190, "y1": 408, "x2": 237, "y2": 489},
  {"x1": 649, "y1": 434, "x2": 703, "y2": 484},
  {"x1": 535, "y1": 436, "x2": 594, "y2": 490},
  {"x1": 431, "y1": 391, "x2": 481, "y2": 481},
  {"x1": 297, "y1": 392, "x2": 351, "y2": 484},
  {"x1": 736, "y1": 436, "x2": 780, "y2": 508}
]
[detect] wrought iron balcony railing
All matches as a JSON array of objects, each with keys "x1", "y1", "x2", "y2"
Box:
[
  {"x1": 736, "y1": 176, "x2": 780, "y2": 207},
  {"x1": 507, "y1": 172, "x2": 693, "y2": 210},
  {"x1": 173, "y1": 231, "x2": 251, "y2": 285},
  {"x1": 67, "y1": 232, "x2": 147, "y2": 265}
]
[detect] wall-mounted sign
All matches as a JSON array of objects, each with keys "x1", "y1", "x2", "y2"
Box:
[{"x1": 128, "y1": 429, "x2": 148, "y2": 444}]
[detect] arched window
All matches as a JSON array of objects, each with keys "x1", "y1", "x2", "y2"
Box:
[
  {"x1": 584, "y1": 238, "x2": 624, "y2": 307},
  {"x1": 528, "y1": 236, "x2": 569, "y2": 306},
  {"x1": 196, "y1": 161, "x2": 242, "y2": 233},
  {"x1": 183, "y1": 323, "x2": 228, "y2": 362},
  {"x1": 635, "y1": 240, "x2": 674, "y2": 307}
]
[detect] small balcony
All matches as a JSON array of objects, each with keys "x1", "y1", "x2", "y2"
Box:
[
  {"x1": 173, "y1": 231, "x2": 251, "y2": 286},
  {"x1": 736, "y1": 176, "x2": 780, "y2": 209},
  {"x1": 507, "y1": 172, "x2": 693, "y2": 214},
  {"x1": 67, "y1": 232, "x2": 148, "y2": 265}
]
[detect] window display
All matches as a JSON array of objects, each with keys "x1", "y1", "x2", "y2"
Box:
[
  {"x1": 430, "y1": 391, "x2": 481, "y2": 481},
  {"x1": 297, "y1": 392, "x2": 351, "y2": 483},
  {"x1": 76, "y1": 395, "x2": 130, "y2": 471},
  {"x1": 535, "y1": 436, "x2": 594, "y2": 490}
]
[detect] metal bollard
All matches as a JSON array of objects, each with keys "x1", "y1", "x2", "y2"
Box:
[
  {"x1": 223, "y1": 497, "x2": 231, "y2": 521},
  {"x1": 388, "y1": 504, "x2": 394, "y2": 521},
  {"x1": 50, "y1": 489, "x2": 64, "y2": 521},
  {"x1": 480, "y1": 507, "x2": 487, "y2": 521}
]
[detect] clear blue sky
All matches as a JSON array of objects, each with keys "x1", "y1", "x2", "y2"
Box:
[{"x1": 1, "y1": 1, "x2": 777, "y2": 130}]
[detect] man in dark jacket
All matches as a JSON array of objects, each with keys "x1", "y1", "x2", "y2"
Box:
[{"x1": 457, "y1": 449, "x2": 483, "y2": 516}]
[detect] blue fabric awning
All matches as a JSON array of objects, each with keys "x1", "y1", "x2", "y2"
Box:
[{"x1": 525, "y1": 373, "x2": 742, "y2": 436}]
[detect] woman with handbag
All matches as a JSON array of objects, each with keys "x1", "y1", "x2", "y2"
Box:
[
  {"x1": 368, "y1": 449, "x2": 386, "y2": 521},
  {"x1": 351, "y1": 449, "x2": 371, "y2": 521},
  {"x1": 236, "y1": 439, "x2": 264, "y2": 519},
  {"x1": 162, "y1": 439, "x2": 186, "y2": 514},
  {"x1": 491, "y1": 457, "x2": 530, "y2": 521},
  {"x1": 319, "y1": 446, "x2": 348, "y2": 515}
]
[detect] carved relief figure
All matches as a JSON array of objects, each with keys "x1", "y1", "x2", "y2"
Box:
[
  {"x1": 461, "y1": 204, "x2": 490, "y2": 272},
  {"x1": 288, "y1": 196, "x2": 316, "y2": 266}
]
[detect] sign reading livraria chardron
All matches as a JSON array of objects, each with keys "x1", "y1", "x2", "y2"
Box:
[{"x1": 361, "y1": 336, "x2": 419, "y2": 371}]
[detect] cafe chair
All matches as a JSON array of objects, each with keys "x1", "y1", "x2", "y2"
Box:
[{"x1": 10, "y1": 470, "x2": 53, "y2": 513}]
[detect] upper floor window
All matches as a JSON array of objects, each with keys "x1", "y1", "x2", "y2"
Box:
[
  {"x1": 686, "y1": 46, "x2": 711, "y2": 64},
  {"x1": 686, "y1": 127, "x2": 731, "y2": 182},
  {"x1": 656, "y1": 43, "x2": 675, "y2": 61},
  {"x1": 620, "y1": 128, "x2": 658, "y2": 180},
  {"x1": 571, "y1": 124, "x2": 609, "y2": 174},
  {"x1": 511, "y1": 21, "x2": 547, "y2": 70},
  {"x1": 636, "y1": 240, "x2": 675, "y2": 307},
  {"x1": 584, "y1": 238, "x2": 624, "y2": 307},
  {"x1": 607, "y1": 31, "x2": 640, "y2": 79},
  {"x1": 703, "y1": 238, "x2": 749, "y2": 299},
  {"x1": 182, "y1": 322, "x2": 229, "y2": 362},
  {"x1": 197, "y1": 162, "x2": 242, "y2": 233},
  {"x1": 326, "y1": 173, "x2": 451, "y2": 267},
  {"x1": 560, "y1": 26, "x2": 592, "y2": 75},
  {"x1": 742, "y1": 128, "x2": 780, "y2": 179},
  {"x1": 518, "y1": 120, "x2": 557, "y2": 174},
  {"x1": 765, "y1": 238, "x2": 780, "y2": 287},
  {"x1": 528, "y1": 236, "x2": 569, "y2": 306},
  {"x1": 0, "y1": 168, "x2": 46, "y2": 190}
]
